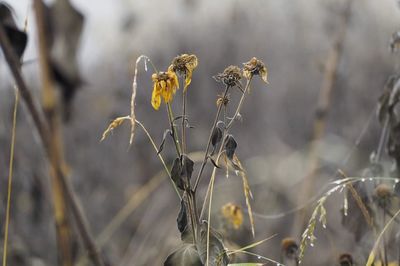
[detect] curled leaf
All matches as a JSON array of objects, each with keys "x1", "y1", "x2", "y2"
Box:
[
  {"x1": 196, "y1": 221, "x2": 228, "y2": 266},
  {"x1": 164, "y1": 244, "x2": 202, "y2": 266},
  {"x1": 157, "y1": 129, "x2": 173, "y2": 154},
  {"x1": 171, "y1": 157, "x2": 184, "y2": 190},
  {"x1": 0, "y1": 3, "x2": 28, "y2": 60},
  {"x1": 177, "y1": 199, "x2": 188, "y2": 234},
  {"x1": 225, "y1": 135, "x2": 237, "y2": 160},
  {"x1": 101, "y1": 116, "x2": 130, "y2": 141}
]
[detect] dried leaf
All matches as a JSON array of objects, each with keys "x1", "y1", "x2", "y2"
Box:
[
  {"x1": 177, "y1": 199, "x2": 188, "y2": 233},
  {"x1": 196, "y1": 221, "x2": 228, "y2": 266},
  {"x1": 157, "y1": 129, "x2": 173, "y2": 154},
  {"x1": 171, "y1": 157, "x2": 184, "y2": 190},
  {"x1": 225, "y1": 135, "x2": 237, "y2": 160},
  {"x1": 0, "y1": 3, "x2": 27, "y2": 60},
  {"x1": 211, "y1": 127, "x2": 223, "y2": 148},
  {"x1": 164, "y1": 244, "x2": 202, "y2": 266},
  {"x1": 182, "y1": 155, "x2": 195, "y2": 181},
  {"x1": 233, "y1": 155, "x2": 255, "y2": 237},
  {"x1": 46, "y1": 0, "x2": 85, "y2": 121},
  {"x1": 100, "y1": 116, "x2": 129, "y2": 141}
]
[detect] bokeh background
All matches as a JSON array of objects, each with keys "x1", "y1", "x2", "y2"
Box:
[{"x1": 1, "y1": 0, "x2": 400, "y2": 265}]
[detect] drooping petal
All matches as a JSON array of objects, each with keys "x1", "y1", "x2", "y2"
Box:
[
  {"x1": 151, "y1": 83, "x2": 161, "y2": 110},
  {"x1": 184, "y1": 68, "x2": 192, "y2": 92},
  {"x1": 260, "y1": 67, "x2": 269, "y2": 84}
]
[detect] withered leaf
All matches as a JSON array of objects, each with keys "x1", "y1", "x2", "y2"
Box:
[
  {"x1": 45, "y1": 0, "x2": 85, "y2": 121},
  {"x1": 177, "y1": 199, "x2": 188, "y2": 233},
  {"x1": 171, "y1": 158, "x2": 184, "y2": 190},
  {"x1": 211, "y1": 126, "x2": 223, "y2": 147},
  {"x1": 182, "y1": 155, "x2": 194, "y2": 181},
  {"x1": 225, "y1": 135, "x2": 237, "y2": 160},
  {"x1": 208, "y1": 156, "x2": 221, "y2": 169},
  {"x1": 157, "y1": 129, "x2": 173, "y2": 154},
  {"x1": 0, "y1": 3, "x2": 27, "y2": 60},
  {"x1": 164, "y1": 244, "x2": 202, "y2": 266},
  {"x1": 196, "y1": 221, "x2": 228, "y2": 266}
]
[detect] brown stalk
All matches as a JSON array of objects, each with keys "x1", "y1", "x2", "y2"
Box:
[
  {"x1": 0, "y1": 2, "x2": 105, "y2": 265},
  {"x1": 292, "y1": 0, "x2": 353, "y2": 236},
  {"x1": 32, "y1": 1, "x2": 73, "y2": 265}
]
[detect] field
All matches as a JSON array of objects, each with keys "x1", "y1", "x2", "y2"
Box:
[{"x1": 1, "y1": 0, "x2": 400, "y2": 265}]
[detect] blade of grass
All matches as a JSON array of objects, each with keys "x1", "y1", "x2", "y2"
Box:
[{"x1": 2, "y1": 87, "x2": 19, "y2": 266}]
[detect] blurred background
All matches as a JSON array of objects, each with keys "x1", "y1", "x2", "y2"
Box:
[{"x1": 1, "y1": 0, "x2": 400, "y2": 265}]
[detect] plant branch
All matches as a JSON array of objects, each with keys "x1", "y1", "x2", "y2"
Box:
[{"x1": 193, "y1": 84, "x2": 230, "y2": 192}]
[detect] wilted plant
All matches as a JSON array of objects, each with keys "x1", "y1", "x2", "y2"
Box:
[{"x1": 102, "y1": 54, "x2": 268, "y2": 265}]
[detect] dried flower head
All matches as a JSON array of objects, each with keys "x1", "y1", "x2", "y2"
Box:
[
  {"x1": 338, "y1": 253, "x2": 354, "y2": 266},
  {"x1": 214, "y1": 65, "x2": 242, "y2": 87},
  {"x1": 374, "y1": 183, "x2": 392, "y2": 207},
  {"x1": 216, "y1": 93, "x2": 230, "y2": 106},
  {"x1": 169, "y1": 54, "x2": 198, "y2": 91},
  {"x1": 151, "y1": 70, "x2": 179, "y2": 110},
  {"x1": 281, "y1": 237, "x2": 299, "y2": 261},
  {"x1": 221, "y1": 202, "x2": 243, "y2": 229},
  {"x1": 243, "y1": 57, "x2": 268, "y2": 83}
]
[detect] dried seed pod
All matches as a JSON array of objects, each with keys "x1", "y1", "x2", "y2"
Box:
[
  {"x1": 374, "y1": 183, "x2": 393, "y2": 208},
  {"x1": 338, "y1": 253, "x2": 354, "y2": 266},
  {"x1": 281, "y1": 237, "x2": 299, "y2": 262},
  {"x1": 214, "y1": 65, "x2": 242, "y2": 87}
]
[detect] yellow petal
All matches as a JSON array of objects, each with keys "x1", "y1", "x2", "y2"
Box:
[
  {"x1": 261, "y1": 68, "x2": 269, "y2": 84},
  {"x1": 184, "y1": 69, "x2": 192, "y2": 92},
  {"x1": 222, "y1": 203, "x2": 243, "y2": 229},
  {"x1": 151, "y1": 84, "x2": 161, "y2": 110}
]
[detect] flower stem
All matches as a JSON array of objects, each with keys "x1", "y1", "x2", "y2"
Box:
[
  {"x1": 226, "y1": 78, "x2": 252, "y2": 130},
  {"x1": 193, "y1": 85, "x2": 231, "y2": 192},
  {"x1": 166, "y1": 103, "x2": 182, "y2": 157},
  {"x1": 135, "y1": 119, "x2": 182, "y2": 200}
]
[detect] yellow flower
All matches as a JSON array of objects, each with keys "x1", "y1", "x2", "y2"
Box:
[
  {"x1": 243, "y1": 57, "x2": 268, "y2": 83},
  {"x1": 151, "y1": 70, "x2": 179, "y2": 110},
  {"x1": 170, "y1": 54, "x2": 198, "y2": 91},
  {"x1": 221, "y1": 202, "x2": 243, "y2": 229}
]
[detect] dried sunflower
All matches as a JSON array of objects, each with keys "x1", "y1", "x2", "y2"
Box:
[
  {"x1": 169, "y1": 54, "x2": 198, "y2": 91},
  {"x1": 151, "y1": 70, "x2": 179, "y2": 110},
  {"x1": 214, "y1": 65, "x2": 242, "y2": 87},
  {"x1": 243, "y1": 57, "x2": 268, "y2": 83},
  {"x1": 221, "y1": 202, "x2": 243, "y2": 229}
]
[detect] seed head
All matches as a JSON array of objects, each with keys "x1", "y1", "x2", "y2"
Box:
[
  {"x1": 214, "y1": 65, "x2": 242, "y2": 87},
  {"x1": 338, "y1": 253, "x2": 354, "y2": 266},
  {"x1": 243, "y1": 57, "x2": 268, "y2": 83},
  {"x1": 281, "y1": 237, "x2": 299, "y2": 260}
]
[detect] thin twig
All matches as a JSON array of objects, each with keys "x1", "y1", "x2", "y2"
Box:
[
  {"x1": 193, "y1": 85, "x2": 230, "y2": 192},
  {"x1": 2, "y1": 88, "x2": 19, "y2": 266},
  {"x1": 135, "y1": 119, "x2": 182, "y2": 199}
]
